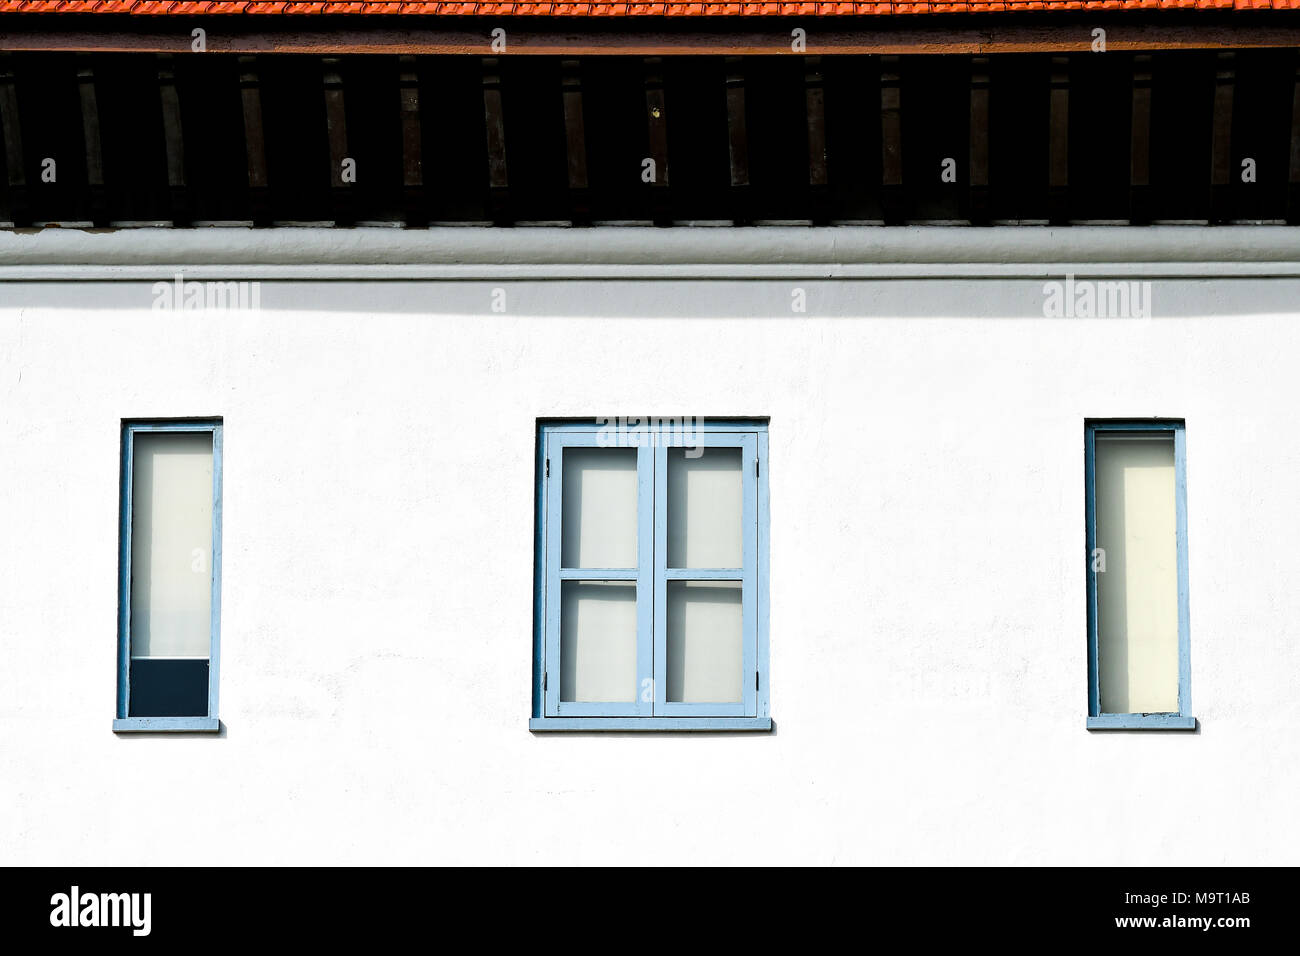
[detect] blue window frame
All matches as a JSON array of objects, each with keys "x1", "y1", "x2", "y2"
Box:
[
  {"x1": 1085, "y1": 420, "x2": 1194, "y2": 730},
  {"x1": 114, "y1": 420, "x2": 223, "y2": 733},
  {"x1": 531, "y1": 420, "x2": 770, "y2": 731}
]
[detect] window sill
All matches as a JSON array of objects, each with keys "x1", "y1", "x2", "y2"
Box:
[
  {"x1": 113, "y1": 717, "x2": 220, "y2": 733},
  {"x1": 530, "y1": 717, "x2": 772, "y2": 732},
  {"x1": 1087, "y1": 714, "x2": 1197, "y2": 731}
]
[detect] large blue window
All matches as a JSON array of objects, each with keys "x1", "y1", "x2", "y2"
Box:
[
  {"x1": 1085, "y1": 420, "x2": 1194, "y2": 730},
  {"x1": 114, "y1": 420, "x2": 223, "y2": 733},
  {"x1": 532, "y1": 420, "x2": 770, "y2": 731}
]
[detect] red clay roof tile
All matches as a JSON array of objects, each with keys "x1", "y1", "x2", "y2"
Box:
[{"x1": 0, "y1": 0, "x2": 1294, "y2": 11}]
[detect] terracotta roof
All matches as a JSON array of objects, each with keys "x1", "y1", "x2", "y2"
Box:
[{"x1": 0, "y1": 0, "x2": 1296, "y2": 13}]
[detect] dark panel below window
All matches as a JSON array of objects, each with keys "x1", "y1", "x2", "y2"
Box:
[{"x1": 130, "y1": 658, "x2": 209, "y2": 718}]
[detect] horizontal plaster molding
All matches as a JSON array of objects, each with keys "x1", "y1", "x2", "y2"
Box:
[{"x1": 4, "y1": 226, "x2": 1300, "y2": 281}]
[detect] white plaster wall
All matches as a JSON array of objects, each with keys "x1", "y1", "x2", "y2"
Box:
[{"x1": 2, "y1": 263, "x2": 1299, "y2": 865}]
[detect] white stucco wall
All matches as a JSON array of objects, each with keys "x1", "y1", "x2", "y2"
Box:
[{"x1": 2, "y1": 228, "x2": 1299, "y2": 865}]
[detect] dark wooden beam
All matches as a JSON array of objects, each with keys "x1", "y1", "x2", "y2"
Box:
[
  {"x1": 561, "y1": 57, "x2": 589, "y2": 225},
  {"x1": 644, "y1": 56, "x2": 669, "y2": 226},
  {"x1": 968, "y1": 55, "x2": 989, "y2": 225},
  {"x1": 8, "y1": 23, "x2": 1300, "y2": 56},
  {"x1": 724, "y1": 55, "x2": 750, "y2": 224},
  {"x1": 1289, "y1": 51, "x2": 1300, "y2": 224},
  {"x1": 880, "y1": 55, "x2": 903, "y2": 225},
  {"x1": 1210, "y1": 51, "x2": 1235, "y2": 223},
  {"x1": 76, "y1": 54, "x2": 105, "y2": 225},
  {"x1": 804, "y1": 56, "x2": 827, "y2": 185},
  {"x1": 1129, "y1": 53, "x2": 1152, "y2": 224},
  {"x1": 481, "y1": 56, "x2": 508, "y2": 225},
  {"x1": 1048, "y1": 55, "x2": 1069, "y2": 224},
  {"x1": 323, "y1": 56, "x2": 352, "y2": 225},
  {"x1": 157, "y1": 54, "x2": 189, "y2": 225},
  {"x1": 804, "y1": 55, "x2": 828, "y2": 224},
  {"x1": 399, "y1": 54, "x2": 425, "y2": 225},
  {"x1": 0, "y1": 53, "x2": 28, "y2": 225},
  {"x1": 238, "y1": 54, "x2": 270, "y2": 225}
]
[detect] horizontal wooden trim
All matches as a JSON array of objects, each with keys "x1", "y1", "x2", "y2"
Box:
[
  {"x1": 1086, "y1": 714, "x2": 1198, "y2": 730},
  {"x1": 113, "y1": 717, "x2": 221, "y2": 733},
  {"x1": 6, "y1": 21, "x2": 1300, "y2": 55},
  {"x1": 529, "y1": 716, "x2": 772, "y2": 731}
]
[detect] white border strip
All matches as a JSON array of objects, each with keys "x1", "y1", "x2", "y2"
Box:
[{"x1": 4, "y1": 226, "x2": 1300, "y2": 280}]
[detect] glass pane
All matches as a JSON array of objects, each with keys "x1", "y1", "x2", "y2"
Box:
[
  {"x1": 129, "y1": 431, "x2": 214, "y2": 719},
  {"x1": 561, "y1": 447, "x2": 637, "y2": 569},
  {"x1": 668, "y1": 446, "x2": 742, "y2": 569},
  {"x1": 1094, "y1": 433, "x2": 1179, "y2": 714},
  {"x1": 666, "y1": 580, "x2": 742, "y2": 703},
  {"x1": 130, "y1": 432, "x2": 214, "y2": 660},
  {"x1": 560, "y1": 580, "x2": 637, "y2": 703}
]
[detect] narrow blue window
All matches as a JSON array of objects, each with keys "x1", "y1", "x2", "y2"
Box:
[
  {"x1": 531, "y1": 420, "x2": 770, "y2": 731},
  {"x1": 1085, "y1": 420, "x2": 1194, "y2": 730},
  {"x1": 114, "y1": 420, "x2": 223, "y2": 733}
]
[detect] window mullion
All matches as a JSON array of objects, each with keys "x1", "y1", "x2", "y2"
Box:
[
  {"x1": 208, "y1": 424, "x2": 224, "y2": 721},
  {"x1": 637, "y1": 444, "x2": 660, "y2": 712},
  {"x1": 742, "y1": 434, "x2": 758, "y2": 716},
  {"x1": 1085, "y1": 426, "x2": 1101, "y2": 718},
  {"x1": 651, "y1": 442, "x2": 667, "y2": 715},
  {"x1": 543, "y1": 434, "x2": 563, "y2": 716},
  {"x1": 117, "y1": 427, "x2": 135, "y2": 720},
  {"x1": 1174, "y1": 426, "x2": 1192, "y2": 718}
]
